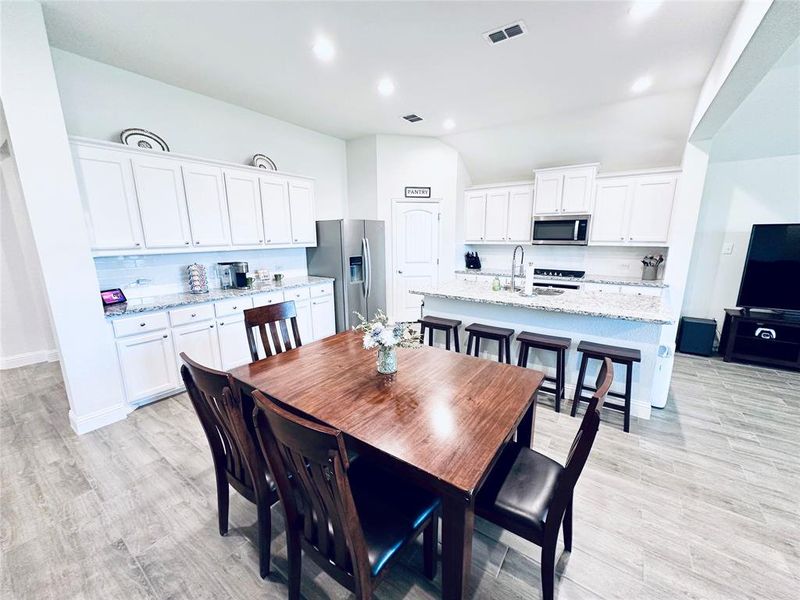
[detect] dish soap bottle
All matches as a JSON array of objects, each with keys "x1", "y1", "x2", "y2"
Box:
[{"x1": 492, "y1": 276, "x2": 501, "y2": 291}]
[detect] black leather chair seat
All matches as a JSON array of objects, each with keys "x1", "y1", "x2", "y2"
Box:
[
  {"x1": 476, "y1": 442, "x2": 563, "y2": 543},
  {"x1": 349, "y1": 459, "x2": 441, "y2": 576}
]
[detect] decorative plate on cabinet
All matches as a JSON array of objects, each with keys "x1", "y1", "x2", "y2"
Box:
[
  {"x1": 120, "y1": 128, "x2": 170, "y2": 152},
  {"x1": 252, "y1": 154, "x2": 277, "y2": 171}
]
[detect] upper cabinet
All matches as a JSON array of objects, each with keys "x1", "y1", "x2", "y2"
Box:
[
  {"x1": 533, "y1": 164, "x2": 598, "y2": 216},
  {"x1": 463, "y1": 183, "x2": 533, "y2": 244},
  {"x1": 464, "y1": 192, "x2": 487, "y2": 241},
  {"x1": 71, "y1": 138, "x2": 317, "y2": 256}
]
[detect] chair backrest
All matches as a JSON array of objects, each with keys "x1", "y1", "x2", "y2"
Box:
[
  {"x1": 180, "y1": 353, "x2": 265, "y2": 498},
  {"x1": 244, "y1": 300, "x2": 302, "y2": 362},
  {"x1": 251, "y1": 390, "x2": 370, "y2": 587}
]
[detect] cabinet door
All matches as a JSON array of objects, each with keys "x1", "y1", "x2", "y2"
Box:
[
  {"x1": 131, "y1": 156, "x2": 192, "y2": 248},
  {"x1": 310, "y1": 295, "x2": 336, "y2": 341},
  {"x1": 295, "y1": 299, "x2": 313, "y2": 346},
  {"x1": 533, "y1": 173, "x2": 562, "y2": 215},
  {"x1": 628, "y1": 176, "x2": 676, "y2": 244},
  {"x1": 182, "y1": 163, "x2": 231, "y2": 247},
  {"x1": 225, "y1": 171, "x2": 264, "y2": 246},
  {"x1": 116, "y1": 330, "x2": 178, "y2": 403},
  {"x1": 288, "y1": 179, "x2": 316, "y2": 245},
  {"x1": 590, "y1": 178, "x2": 632, "y2": 243},
  {"x1": 484, "y1": 189, "x2": 510, "y2": 242},
  {"x1": 216, "y1": 316, "x2": 252, "y2": 369},
  {"x1": 72, "y1": 145, "x2": 144, "y2": 250},
  {"x1": 507, "y1": 187, "x2": 533, "y2": 242},
  {"x1": 172, "y1": 320, "x2": 221, "y2": 375},
  {"x1": 260, "y1": 176, "x2": 292, "y2": 244},
  {"x1": 464, "y1": 192, "x2": 486, "y2": 241},
  {"x1": 561, "y1": 167, "x2": 596, "y2": 214}
]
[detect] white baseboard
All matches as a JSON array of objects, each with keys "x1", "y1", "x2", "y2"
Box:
[
  {"x1": 69, "y1": 402, "x2": 128, "y2": 435},
  {"x1": 0, "y1": 349, "x2": 59, "y2": 370}
]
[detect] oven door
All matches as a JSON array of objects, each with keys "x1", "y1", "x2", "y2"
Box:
[{"x1": 532, "y1": 216, "x2": 590, "y2": 245}]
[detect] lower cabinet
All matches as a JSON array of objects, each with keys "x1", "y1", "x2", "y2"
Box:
[
  {"x1": 172, "y1": 320, "x2": 221, "y2": 374},
  {"x1": 295, "y1": 299, "x2": 314, "y2": 346},
  {"x1": 216, "y1": 315, "x2": 253, "y2": 370},
  {"x1": 311, "y1": 295, "x2": 336, "y2": 340},
  {"x1": 116, "y1": 330, "x2": 178, "y2": 404}
]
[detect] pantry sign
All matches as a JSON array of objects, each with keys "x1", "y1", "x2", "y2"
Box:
[{"x1": 404, "y1": 186, "x2": 431, "y2": 198}]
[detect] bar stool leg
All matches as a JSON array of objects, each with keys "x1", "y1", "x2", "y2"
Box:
[
  {"x1": 554, "y1": 349, "x2": 563, "y2": 413},
  {"x1": 624, "y1": 361, "x2": 633, "y2": 433},
  {"x1": 428, "y1": 327, "x2": 434, "y2": 347},
  {"x1": 517, "y1": 342, "x2": 527, "y2": 367},
  {"x1": 453, "y1": 326, "x2": 461, "y2": 353},
  {"x1": 571, "y1": 354, "x2": 589, "y2": 417},
  {"x1": 497, "y1": 339, "x2": 504, "y2": 363},
  {"x1": 445, "y1": 329, "x2": 451, "y2": 351},
  {"x1": 466, "y1": 333, "x2": 474, "y2": 356},
  {"x1": 419, "y1": 323, "x2": 426, "y2": 345},
  {"x1": 505, "y1": 337, "x2": 511, "y2": 365},
  {"x1": 474, "y1": 337, "x2": 481, "y2": 358}
]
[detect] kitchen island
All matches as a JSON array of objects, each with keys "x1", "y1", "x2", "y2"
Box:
[{"x1": 410, "y1": 279, "x2": 676, "y2": 419}]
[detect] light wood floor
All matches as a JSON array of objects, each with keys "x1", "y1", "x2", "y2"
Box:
[{"x1": 1, "y1": 354, "x2": 799, "y2": 599}]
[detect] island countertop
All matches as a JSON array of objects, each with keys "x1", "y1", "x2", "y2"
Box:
[
  {"x1": 411, "y1": 280, "x2": 673, "y2": 325},
  {"x1": 454, "y1": 268, "x2": 667, "y2": 288}
]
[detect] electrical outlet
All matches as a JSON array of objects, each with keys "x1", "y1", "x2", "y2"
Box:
[
  {"x1": 621, "y1": 263, "x2": 630, "y2": 271},
  {"x1": 721, "y1": 242, "x2": 734, "y2": 255}
]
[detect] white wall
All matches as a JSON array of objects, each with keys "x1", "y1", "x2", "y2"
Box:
[
  {"x1": 346, "y1": 136, "x2": 377, "y2": 220},
  {"x1": 50, "y1": 48, "x2": 348, "y2": 220}
]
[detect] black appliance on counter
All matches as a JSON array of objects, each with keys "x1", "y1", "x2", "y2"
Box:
[
  {"x1": 465, "y1": 252, "x2": 481, "y2": 270},
  {"x1": 531, "y1": 268, "x2": 585, "y2": 290}
]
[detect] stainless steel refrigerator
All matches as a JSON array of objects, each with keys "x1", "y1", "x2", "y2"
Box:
[{"x1": 306, "y1": 220, "x2": 386, "y2": 332}]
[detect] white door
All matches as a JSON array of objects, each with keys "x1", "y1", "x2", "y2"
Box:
[
  {"x1": 116, "y1": 330, "x2": 178, "y2": 404},
  {"x1": 72, "y1": 145, "x2": 144, "y2": 251},
  {"x1": 131, "y1": 156, "x2": 192, "y2": 248},
  {"x1": 172, "y1": 320, "x2": 221, "y2": 375},
  {"x1": 288, "y1": 179, "x2": 316, "y2": 244},
  {"x1": 310, "y1": 295, "x2": 336, "y2": 341},
  {"x1": 260, "y1": 176, "x2": 292, "y2": 244},
  {"x1": 591, "y1": 178, "x2": 632, "y2": 243},
  {"x1": 393, "y1": 201, "x2": 440, "y2": 322},
  {"x1": 533, "y1": 173, "x2": 562, "y2": 215},
  {"x1": 216, "y1": 316, "x2": 252, "y2": 369},
  {"x1": 464, "y1": 192, "x2": 486, "y2": 241},
  {"x1": 507, "y1": 186, "x2": 533, "y2": 242},
  {"x1": 561, "y1": 167, "x2": 596, "y2": 214},
  {"x1": 182, "y1": 163, "x2": 231, "y2": 247},
  {"x1": 294, "y1": 299, "x2": 314, "y2": 345},
  {"x1": 484, "y1": 189, "x2": 509, "y2": 242},
  {"x1": 225, "y1": 170, "x2": 264, "y2": 246},
  {"x1": 628, "y1": 176, "x2": 677, "y2": 244}
]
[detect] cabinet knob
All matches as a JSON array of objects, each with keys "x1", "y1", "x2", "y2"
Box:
[
  {"x1": 259, "y1": 239, "x2": 263, "y2": 243},
  {"x1": 210, "y1": 324, "x2": 214, "y2": 328},
  {"x1": 139, "y1": 323, "x2": 146, "y2": 327},
  {"x1": 266, "y1": 239, "x2": 272, "y2": 243},
  {"x1": 620, "y1": 237, "x2": 624, "y2": 240},
  {"x1": 184, "y1": 241, "x2": 190, "y2": 245},
  {"x1": 135, "y1": 242, "x2": 141, "y2": 247},
  {"x1": 191, "y1": 313, "x2": 197, "y2": 317},
  {"x1": 162, "y1": 334, "x2": 168, "y2": 339},
  {"x1": 629, "y1": 237, "x2": 633, "y2": 240},
  {"x1": 195, "y1": 241, "x2": 200, "y2": 245},
  {"x1": 294, "y1": 238, "x2": 298, "y2": 242},
  {"x1": 232, "y1": 306, "x2": 237, "y2": 310}
]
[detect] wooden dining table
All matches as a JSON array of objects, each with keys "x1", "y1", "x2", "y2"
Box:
[{"x1": 230, "y1": 329, "x2": 543, "y2": 599}]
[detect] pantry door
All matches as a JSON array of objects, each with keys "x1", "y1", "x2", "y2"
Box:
[{"x1": 392, "y1": 200, "x2": 440, "y2": 322}]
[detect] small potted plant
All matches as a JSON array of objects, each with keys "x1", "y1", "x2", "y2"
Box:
[{"x1": 354, "y1": 310, "x2": 419, "y2": 374}]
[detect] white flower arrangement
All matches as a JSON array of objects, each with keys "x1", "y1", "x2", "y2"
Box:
[{"x1": 353, "y1": 310, "x2": 420, "y2": 350}]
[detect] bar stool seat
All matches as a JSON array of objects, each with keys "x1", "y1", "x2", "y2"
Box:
[
  {"x1": 517, "y1": 331, "x2": 572, "y2": 413},
  {"x1": 419, "y1": 315, "x2": 462, "y2": 352},
  {"x1": 465, "y1": 323, "x2": 514, "y2": 363},
  {"x1": 571, "y1": 340, "x2": 641, "y2": 432}
]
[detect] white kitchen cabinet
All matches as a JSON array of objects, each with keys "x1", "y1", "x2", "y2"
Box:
[
  {"x1": 172, "y1": 320, "x2": 221, "y2": 374},
  {"x1": 216, "y1": 315, "x2": 252, "y2": 369},
  {"x1": 628, "y1": 176, "x2": 676, "y2": 244},
  {"x1": 591, "y1": 178, "x2": 632, "y2": 243},
  {"x1": 181, "y1": 163, "x2": 231, "y2": 247},
  {"x1": 288, "y1": 178, "x2": 316, "y2": 245},
  {"x1": 260, "y1": 176, "x2": 293, "y2": 245},
  {"x1": 310, "y1": 295, "x2": 336, "y2": 340},
  {"x1": 507, "y1": 187, "x2": 534, "y2": 242},
  {"x1": 533, "y1": 164, "x2": 598, "y2": 216},
  {"x1": 72, "y1": 144, "x2": 144, "y2": 251},
  {"x1": 532, "y1": 173, "x2": 562, "y2": 215},
  {"x1": 464, "y1": 192, "x2": 487, "y2": 242},
  {"x1": 116, "y1": 329, "x2": 178, "y2": 404},
  {"x1": 483, "y1": 189, "x2": 509, "y2": 242},
  {"x1": 225, "y1": 170, "x2": 264, "y2": 246},
  {"x1": 295, "y1": 299, "x2": 313, "y2": 346},
  {"x1": 131, "y1": 155, "x2": 193, "y2": 248}
]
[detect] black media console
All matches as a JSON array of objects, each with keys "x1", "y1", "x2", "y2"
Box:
[{"x1": 720, "y1": 308, "x2": 800, "y2": 371}]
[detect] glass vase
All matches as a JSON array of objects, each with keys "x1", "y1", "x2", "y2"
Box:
[{"x1": 376, "y1": 346, "x2": 398, "y2": 374}]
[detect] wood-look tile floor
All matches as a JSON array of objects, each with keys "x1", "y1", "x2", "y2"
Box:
[{"x1": 1, "y1": 355, "x2": 799, "y2": 599}]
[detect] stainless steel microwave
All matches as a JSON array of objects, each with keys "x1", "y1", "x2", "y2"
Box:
[{"x1": 532, "y1": 215, "x2": 590, "y2": 245}]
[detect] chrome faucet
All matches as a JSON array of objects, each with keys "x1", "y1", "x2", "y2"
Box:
[{"x1": 511, "y1": 245, "x2": 525, "y2": 292}]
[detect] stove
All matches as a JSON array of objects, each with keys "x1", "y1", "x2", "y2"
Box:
[{"x1": 533, "y1": 268, "x2": 586, "y2": 279}]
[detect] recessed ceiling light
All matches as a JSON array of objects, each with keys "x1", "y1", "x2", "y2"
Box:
[
  {"x1": 631, "y1": 74, "x2": 653, "y2": 94},
  {"x1": 443, "y1": 118, "x2": 456, "y2": 130},
  {"x1": 377, "y1": 78, "x2": 395, "y2": 96},
  {"x1": 312, "y1": 37, "x2": 335, "y2": 62},
  {"x1": 628, "y1": 1, "x2": 663, "y2": 23}
]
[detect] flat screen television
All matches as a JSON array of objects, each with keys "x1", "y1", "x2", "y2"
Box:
[{"x1": 736, "y1": 223, "x2": 800, "y2": 312}]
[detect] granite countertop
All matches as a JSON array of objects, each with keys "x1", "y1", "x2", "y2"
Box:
[
  {"x1": 412, "y1": 280, "x2": 673, "y2": 325},
  {"x1": 454, "y1": 268, "x2": 667, "y2": 288},
  {"x1": 104, "y1": 276, "x2": 334, "y2": 318}
]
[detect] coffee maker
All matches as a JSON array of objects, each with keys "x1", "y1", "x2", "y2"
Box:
[{"x1": 217, "y1": 261, "x2": 250, "y2": 289}]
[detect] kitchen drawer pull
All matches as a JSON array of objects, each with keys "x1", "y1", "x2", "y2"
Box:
[
  {"x1": 162, "y1": 334, "x2": 168, "y2": 339},
  {"x1": 185, "y1": 241, "x2": 190, "y2": 245},
  {"x1": 232, "y1": 305, "x2": 237, "y2": 310},
  {"x1": 191, "y1": 313, "x2": 197, "y2": 317},
  {"x1": 209, "y1": 324, "x2": 214, "y2": 328},
  {"x1": 140, "y1": 322, "x2": 146, "y2": 327}
]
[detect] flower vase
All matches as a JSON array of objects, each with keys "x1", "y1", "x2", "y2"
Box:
[{"x1": 376, "y1": 346, "x2": 397, "y2": 374}]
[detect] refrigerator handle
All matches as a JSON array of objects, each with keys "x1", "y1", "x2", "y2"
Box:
[
  {"x1": 365, "y1": 237, "x2": 372, "y2": 299},
  {"x1": 360, "y1": 238, "x2": 368, "y2": 297}
]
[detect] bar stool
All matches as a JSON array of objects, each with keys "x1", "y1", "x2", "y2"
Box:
[
  {"x1": 516, "y1": 331, "x2": 572, "y2": 413},
  {"x1": 418, "y1": 315, "x2": 462, "y2": 352},
  {"x1": 465, "y1": 323, "x2": 514, "y2": 363},
  {"x1": 571, "y1": 340, "x2": 641, "y2": 433}
]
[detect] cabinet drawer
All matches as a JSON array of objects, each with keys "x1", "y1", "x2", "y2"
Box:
[
  {"x1": 169, "y1": 304, "x2": 215, "y2": 327},
  {"x1": 284, "y1": 287, "x2": 311, "y2": 302},
  {"x1": 112, "y1": 312, "x2": 169, "y2": 338},
  {"x1": 252, "y1": 291, "x2": 285, "y2": 308},
  {"x1": 310, "y1": 283, "x2": 333, "y2": 297},
  {"x1": 214, "y1": 297, "x2": 253, "y2": 318}
]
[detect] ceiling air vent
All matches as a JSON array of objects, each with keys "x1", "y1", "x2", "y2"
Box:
[
  {"x1": 402, "y1": 114, "x2": 423, "y2": 123},
  {"x1": 483, "y1": 20, "x2": 527, "y2": 46}
]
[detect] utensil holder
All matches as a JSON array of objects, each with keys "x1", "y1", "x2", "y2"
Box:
[{"x1": 642, "y1": 265, "x2": 658, "y2": 281}]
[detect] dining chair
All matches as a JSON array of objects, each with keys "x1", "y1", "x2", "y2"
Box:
[
  {"x1": 244, "y1": 300, "x2": 302, "y2": 362},
  {"x1": 180, "y1": 353, "x2": 280, "y2": 578},
  {"x1": 475, "y1": 357, "x2": 614, "y2": 600},
  {"x1": 251, "y1": 390, "x2": 441, "y2": 600}
]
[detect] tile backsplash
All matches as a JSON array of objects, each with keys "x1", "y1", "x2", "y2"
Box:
[{"x1": 95, "y1": 248, "x2": 308, "y2": 298}]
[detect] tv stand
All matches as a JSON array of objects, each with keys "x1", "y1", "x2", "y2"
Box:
[{"x1": 720, "y1": 308, "x2": 800, "y2": 370}]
